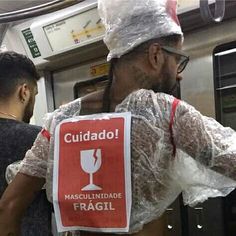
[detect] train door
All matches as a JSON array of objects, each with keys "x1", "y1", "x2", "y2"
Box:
[{"x1": 50, "y1": 59, "x2": 109, "y2": 110}]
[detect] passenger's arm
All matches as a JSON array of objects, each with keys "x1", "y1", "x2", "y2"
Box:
[
  {"x1": 173, "y1": 100, "x2": 236, "y2": 180},
  {"x1": 0, "y1": 173, "x2": 45, "y2": 236}
]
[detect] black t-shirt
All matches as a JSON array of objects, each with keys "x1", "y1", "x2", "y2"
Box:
[
  {"x1": 0, "y1": 118, "x2": 41, "y2": 193},
  {"x1": 0, "y1": 118, "x2": 52, "y2": 235}
]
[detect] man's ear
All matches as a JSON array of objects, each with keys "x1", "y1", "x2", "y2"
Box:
[
  {"x1": 148, "y1": 43, "x2": 164, "y2": 70},
  {"x1": 18, "y1": 83, "x2": 30, "y2": 104}
]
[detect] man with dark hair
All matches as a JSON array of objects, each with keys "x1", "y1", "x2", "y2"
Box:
[
  {"x1": 0, "y1": 1, "x2": 236, "y2": 236},
  {"x1": 0, "y1": 51, "x2": 51, "y2": 235}
]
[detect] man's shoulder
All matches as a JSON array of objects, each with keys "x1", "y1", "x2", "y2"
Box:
[
  {"x1": 22, "y1": 123, "x2": 42, "y2": 132},
  {"x1": 53, "y1": 98, "x2": 82, "y2": 118},
  {"x1": 15, "y1": 122, "x2": 41, "y2": 137},
  {"x1": 118, "y1": 89, "x2": 176, "y2": 108},
  {"x1": 0, "y1": 121, "x2": 41, "y2": 153}
]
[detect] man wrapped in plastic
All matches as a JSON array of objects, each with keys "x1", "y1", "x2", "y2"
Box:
[{"x1": 0, "y1": 0, "x2": 236, "y2": 235}]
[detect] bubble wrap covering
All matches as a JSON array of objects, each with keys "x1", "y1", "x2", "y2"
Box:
[
  {"x1": 98, "y1": 0, "x2": 183, "y2": 61},
  {"x1": 18, "y1": 89, "x2": 236, "y2": 234},
  {"x1": 5, "y1": 161, "x2": 22, "y2": 184}
]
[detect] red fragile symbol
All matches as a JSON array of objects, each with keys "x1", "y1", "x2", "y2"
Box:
[{"x1": 93, "y1": 149, "x2": 99, "y2": 165}]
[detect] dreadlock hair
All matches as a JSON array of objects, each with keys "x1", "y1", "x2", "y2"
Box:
[{"x1": 102, "y1": 58, "x2": 118, "y2": 112}]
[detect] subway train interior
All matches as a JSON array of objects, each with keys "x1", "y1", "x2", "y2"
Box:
[{"x1": 1, "y1": 0, "x2": 236, "y2": 235}]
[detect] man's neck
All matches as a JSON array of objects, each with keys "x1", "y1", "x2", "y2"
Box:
[
  {"x1": 0, "y1": 102, "x2": 22, "y2": 121},
  {"x1": 109, "y1": 86, "x2": 137, "y2": 112},
  {"x1": 109, "y1": 73, "x2": 142, "y2": 112},
  {"x1": 0, "y1": 112, "x2": 17, "y2": 120}
]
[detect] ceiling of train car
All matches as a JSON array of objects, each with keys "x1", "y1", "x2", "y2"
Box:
[{"x1": 0, "y1": 0, "x2": 50, "y2": 14}]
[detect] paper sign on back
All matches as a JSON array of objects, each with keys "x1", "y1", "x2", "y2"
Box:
[{"x1": 53, "y1": 112, "x2": 131, "y2": 233}]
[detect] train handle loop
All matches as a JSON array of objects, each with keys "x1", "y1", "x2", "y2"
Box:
[{"x1": 200, "y1": 0, "x2": 225, "y2": 23}]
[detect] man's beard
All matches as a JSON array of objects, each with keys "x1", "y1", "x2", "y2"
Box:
[
  {"x1": 152, "y1": 70, "x2": 180, "y2": 98},
  {"x1": 22, "y1": 98, "x2": 34, "y2": 123},
  {"x1": 22, "y1": 109, "x2": 31, "y2": 123},
  {"x1": 152, "y1": 81, "x2": 180, "y2": 96},
  {"x1": 167, "y1": 81, "x2": 180, "y2": 98}
]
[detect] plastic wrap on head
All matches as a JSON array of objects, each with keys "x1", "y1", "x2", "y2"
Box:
[{"x1": 98, "y1": 0, "x2": 183, "y2": 60}]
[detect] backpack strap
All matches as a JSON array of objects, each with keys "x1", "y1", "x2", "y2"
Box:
[
  {"x1": 41, "y1": 128, "x2": 51, "y2": 141},
  {"x1": 169, "y1": 98, "x2": 180, "y2": 157}
]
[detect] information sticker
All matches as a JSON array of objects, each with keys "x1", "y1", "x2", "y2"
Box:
[{"x1": 53, "y1": 112, "x2": 131, "y2": 233}]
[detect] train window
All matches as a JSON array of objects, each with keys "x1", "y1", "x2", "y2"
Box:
[
  {"x1": 52, "y1": 60, "x2": 109, "y2": 109},
  {"x1": 74, "y1": 76, "x2": 108, "y2": 99},
  {"x1": 213, "y1": 41, "x2": 236, "y2": 131},
  {"x1": 213, "y1": 41, "x2": 236, "y2": 236}
]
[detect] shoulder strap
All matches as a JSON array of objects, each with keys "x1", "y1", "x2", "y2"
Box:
[
  {"x1": 169, "y1": 98, "x2": 180, "y2": 157},
  {"x1": 41, "y1": 128, "x2": 51, "y2": 141}
]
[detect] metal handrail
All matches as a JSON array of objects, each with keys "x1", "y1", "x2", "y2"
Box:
[
  {"x1": 0, "y1": 0, "x2": 84, "y2": 24},
  {"x1": 200, "y1": 0, "x2": 225, "y2": 23},
  {"x1": 0, "y1": 23, "x2": 9, "y2": 47}
]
